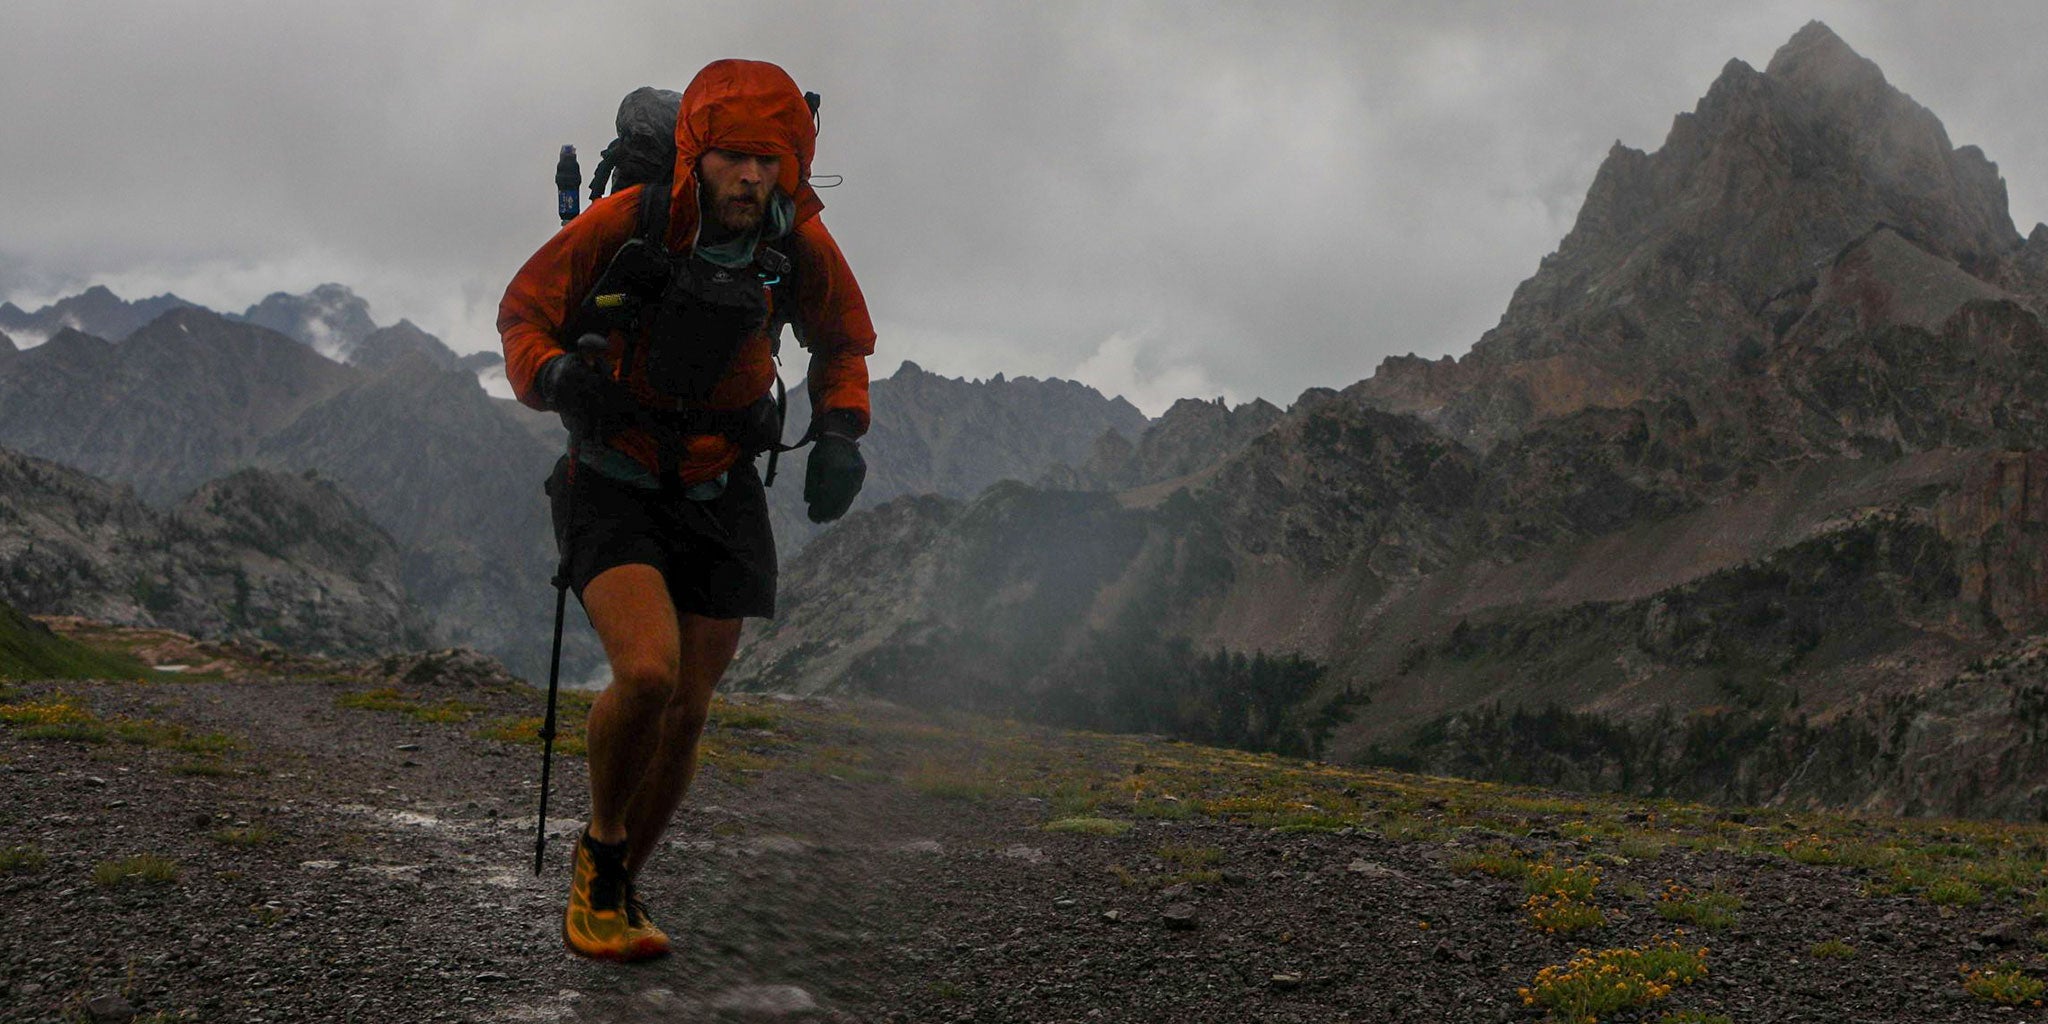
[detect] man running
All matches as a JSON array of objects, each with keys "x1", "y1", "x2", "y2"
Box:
[{"x1": 498, "y1": 59, "x2": 874, "y2": 962}]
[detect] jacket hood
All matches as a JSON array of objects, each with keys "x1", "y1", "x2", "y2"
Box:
[{"x1": 668, "y1": 59, "x2": 822, "y2": 248}]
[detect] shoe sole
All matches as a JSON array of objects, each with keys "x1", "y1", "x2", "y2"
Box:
[{"x1": 562, "y1": 914, "x2": 670, "y2": 963}]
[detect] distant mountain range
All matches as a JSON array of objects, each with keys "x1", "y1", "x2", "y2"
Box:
[
  {"x1": 0, "y1": 446, "x2": 429, "y2": 657},
  {"x1": 734, "y1": 22, "x2": 2048, "y2": 818},
  {"x1": 0, "y1": 288, "x2": 1155, "y2": 679},
  {"x1": 0, "y1": 282, "x2": 469, "y2": 373}
]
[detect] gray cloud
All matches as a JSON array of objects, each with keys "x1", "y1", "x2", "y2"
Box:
[{"x1": 3, "y1": 1, "x2": 2044, "y2": 414}]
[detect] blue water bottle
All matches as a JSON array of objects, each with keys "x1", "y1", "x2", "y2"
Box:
[{"x1": 556, "y1": 145, "x2": 581, "y2": 223}]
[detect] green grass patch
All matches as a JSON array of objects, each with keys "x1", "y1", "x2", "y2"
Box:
[
  {"x1": 1157, "y1": 844, "x2": 1223, "y2": 868},
  {"x1": 336, "y1": 687, "x2": 479, "y2": 724},
  {"x1": 1520, "y1": 939, "x2": 1708, "y2": 1023},
  {"x1": 1809, "y1": 939, "x2": 1858, "y2": 959},
  {"x1": 1450, "y1": 847, "x2": 1536, "y2": 880},
  {"x1": 1, "y1": 693, "x2": 98, "y2": 727},
  {"x1": 709, "y1": 701, "x2": 784, "y2": 732},
  {"x1": 0, "y1": 844, "x2": 48, "y2": 874},
  {"x1": 93, "y1": 854, "x2": 180, "y2": 887},
  {"x1": 1654, "y1": 884, "x2": 1742, "y2": 931},
  {"x1": 1045, "y1": 816, "x2": 1131, "y2": 836},
  {"x1": 794, "y1": 743, "x2": 889, "y2": 782},
  {"x1": 1927, "y1": 878, "x2": 1985, "y2": 907},
  {"x1": 17, "y1": 721, "x2": 111, "y2": 743},
  {"x1": 700, "y1": 742, "x2": 779, "y2": 775},
  {"x1": 477, "y1": 715, "x2": 587, "y2": 757},
  {"x1": 1961, "y1": 964, "x2": 2046, "y2": 1006},
  {"x1": 1782, "y1": 834, "x2": 1892, "y2": 868},
  {"x1": 1524, "y1": 859, "x2": 1601, "y2": 901},
  {"x1": 1268, "y1": 810, "x2": 1356, "y2": 833},
  {"x1": 212, "y1": 826, "x2": 276, "y2": 847},
  {"x1": 906, "y1": 763, "x2": 1001, "y2": 802},
  {"x1": 0, "y1": 602, "x2": 149, "y2": 681},
  {"x1": 1619, "y1": 836, "x2": 1667, "y2": 860},
  {"x1": 1524, "y1": 891, "x2": 1606, "y2": 934},
  {"x1": 111, "y1": 719, "x2": 240, "y2": 755},
  {"x1": 1045, "y1": 781, "x2": 1108, "y2": 817},
  {"x1": 1131, "y1": 798, "x2": 1194, "y2": 820}
]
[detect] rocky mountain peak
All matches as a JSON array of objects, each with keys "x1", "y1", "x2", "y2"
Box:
[
  {"x1": 351, "y1": 319, "x2": 462, "y2": 372},
  {"x1": 1045, "y1": 393, "x2": 1285, "y2": 493},
  {"x1": 238, "y1": 283, "x2": 378, "y2": 361},
  {"x1": 0, "y1": 331, "x2": 15, "y2": 357},
  {"x1": 1353, "y1": 22, "x2": 2024, "y2": 449},
  {"x1": 1765, "y1": 20, "x2": 1881, "y2": 89}
]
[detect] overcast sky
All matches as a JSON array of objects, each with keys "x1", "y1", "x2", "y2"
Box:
[{"x1": 3, "y1": 2, "x2": 2044, "y2": 415}]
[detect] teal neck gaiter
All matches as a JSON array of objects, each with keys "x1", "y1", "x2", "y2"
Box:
[{"x1": 694, "y1": 190, "x2": 794, "y2": 268}]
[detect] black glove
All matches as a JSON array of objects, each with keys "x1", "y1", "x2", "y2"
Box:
[
  {"x1": 537, "y1": 353, "x2": 633, "y2": 439},
  {"x1": 804, "y1": 409, "x2": 866, "y2": 523}
]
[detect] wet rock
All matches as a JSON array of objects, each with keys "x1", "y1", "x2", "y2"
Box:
[
  {"x1": 707, "y1": 984, "x2": 820, "y2": 1019},
  {"x1": 365, "y1": 648, "x2": 522, "y2": 692},
  {"x1": 1270, "y1": 973, "x2": 1303, "y2": 990},
  {"x1": 1161, "y1": 904, "x2": 1198, "y2": 930},
  {"x1": 85, "y1": 993, "x2": 135, "y2": 1022},
  {"x1": 1346, "y1": 859, "x2": 1407, "y2": 879},
  {"x1": 747, "y1": 836, "x2": 811, "y2": 857}
]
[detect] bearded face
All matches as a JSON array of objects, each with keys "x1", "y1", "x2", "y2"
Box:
[{"x1": 697, "y1": 148, "x2": 781, "y2": 239}]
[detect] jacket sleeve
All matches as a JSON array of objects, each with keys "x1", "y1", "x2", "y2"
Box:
[
  {"x1": 497, "y1": 190, "x2": 643, "y2": 410},
  {"x1": 790, "y1": 217, "x2": 877, "y2": 435}
]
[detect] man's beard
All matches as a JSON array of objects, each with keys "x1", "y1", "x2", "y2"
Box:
[{"x1": 710, "y1": 191, "x2": 767, "y2": 236}]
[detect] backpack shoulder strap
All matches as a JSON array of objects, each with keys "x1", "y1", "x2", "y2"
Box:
[
  {"x1": 759, "y1": 233, "x2": 804, "y2": 347},
  {"x1": 635, "y1": 178, "x2": 671, "y2": 248}
]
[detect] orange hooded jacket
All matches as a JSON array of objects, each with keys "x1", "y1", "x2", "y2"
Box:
[{"x1": 498, "y1": 60, "x2": 875, "y2": 486}]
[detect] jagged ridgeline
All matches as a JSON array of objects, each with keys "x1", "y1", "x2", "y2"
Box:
[
  {"x1": 738, "y1": 23, "x2": 2048, "y2": 818},
  {"x1": 0, "y1": 448, "x2": 430, "y2": 658},
  {"x1": 0, "y1": 282, "x2": 1153, "y2": 679}
]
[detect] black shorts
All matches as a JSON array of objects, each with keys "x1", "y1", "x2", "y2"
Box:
[{"x1": 545, "y1": 455, "x2": 777, "y2": 620}]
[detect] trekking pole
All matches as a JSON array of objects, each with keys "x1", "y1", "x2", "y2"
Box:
[
  {"x1": 533, "y1": 334, "x2": 607, "y2": 875},
  {"x1": 533, "y1": 567, "x2": 568, "y2": 875}
]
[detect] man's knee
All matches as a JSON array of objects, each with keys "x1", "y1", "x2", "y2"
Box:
[
  {"x1": 661, "y1": 694, "x2": 710, "y2": 736},
  {"x1": 607, "y1": 653, "x2": 681, "y2": 712}
]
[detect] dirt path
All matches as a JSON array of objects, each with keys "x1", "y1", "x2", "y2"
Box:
[{"x1": 5, "y1": 661, "x2": 2047, "y2": 1023}]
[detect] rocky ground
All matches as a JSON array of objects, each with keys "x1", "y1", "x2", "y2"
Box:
[{"x1": 5, "y1": 626, "x2": 2048, "y2": 1023}]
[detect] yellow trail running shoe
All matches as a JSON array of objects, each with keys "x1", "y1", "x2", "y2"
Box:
[
  {"x1": 625, "y1": 888, "x2": 673, "y2": 959},
  {"x1": 562, "y1": 830, "x2": 669, "y2": 962}
]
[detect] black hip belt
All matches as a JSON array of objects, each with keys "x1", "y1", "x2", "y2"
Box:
[{"x1": 631, "y1": 402, "x2": 751, "y2": 437}]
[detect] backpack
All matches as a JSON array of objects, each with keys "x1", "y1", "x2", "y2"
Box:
[{"x1": 586, "y1": 87, "x2": 683, "y2": 201}]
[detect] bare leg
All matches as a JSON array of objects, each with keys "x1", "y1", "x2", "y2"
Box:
[
  {"x1": 623, "y1": 613, "x2": 742, "y2": 877},
  {"x1": 578, "y1": 564, "x2": 682, "y2": 845}
]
